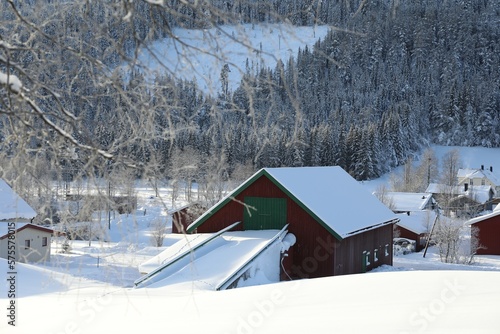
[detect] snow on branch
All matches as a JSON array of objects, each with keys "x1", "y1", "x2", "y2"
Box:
[
  {"x1": 0, "y1": 71, "x2": 22, "y2": 94},
  {"x1": 15, "y1": 89, "x2": 114, "y2": 161}
]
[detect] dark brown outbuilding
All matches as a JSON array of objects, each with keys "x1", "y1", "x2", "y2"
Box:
[
  {"x1": 171, "y1": 203, "x2": 207, "y2": 234},
  {"x1": 187, "y1": 167, "x2": 398, "y2": 279},
  {"x1": 467, "y1": 208, "x2": 500, "y2": 255}
]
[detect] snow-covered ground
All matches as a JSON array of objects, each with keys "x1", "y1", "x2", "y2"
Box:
[{"x1": 2, "y1": 145, "x2": 500, "y2": 333}]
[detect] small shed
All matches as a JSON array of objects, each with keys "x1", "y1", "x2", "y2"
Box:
[
  {"x1": 394, "y1": 211, "x2": 436, "y2": 252},
  {"x1": 466, "y1": 206, "x2": 500, "y2": 255},
  {"x1": 0, "y1": 223, "x2": 54, "y2": 263},
  {"x1": 171, "y1": 203, "x2": 207, "y2": 234},
  {"x1": 187, "y1": 167, "x2": 399, "y2": 279}
]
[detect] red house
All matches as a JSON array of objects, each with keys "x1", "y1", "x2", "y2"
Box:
[
  {"x1": 187, "y1": 167, "x2": 399, "y2": 279},
  {"x1": 467, "y1": 206, "x2": 500, "y2": 255}
]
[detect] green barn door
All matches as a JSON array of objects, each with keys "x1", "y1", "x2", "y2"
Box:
[{"x1": 243, "y1": 197, "x2": 287, "y2": 230}]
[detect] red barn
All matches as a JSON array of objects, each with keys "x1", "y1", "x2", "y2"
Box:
[
  {"x1": 171, "y1": 203, "x2": 207, "y2": 234},
  {"x1": 394, "y1": 211, "x2": 436, "y2": 252},
  {"x1": 467, "y1": 207, "x2": 500, "y2": 255},
  {"x1": 187, "y1": 167, "x2": 399, "y2": 279}
]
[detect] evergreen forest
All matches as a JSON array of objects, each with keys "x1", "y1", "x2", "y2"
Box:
[{"x1": 1, "y1": 0, "x2": 499, "y2": 184}]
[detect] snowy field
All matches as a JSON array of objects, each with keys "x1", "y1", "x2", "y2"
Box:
[
  {"x1": 137, "y1": 23, "x2": 330, "y2": 95},
  {"x1": 3, "y1": 145, "x2": 500, "y2": 333}
]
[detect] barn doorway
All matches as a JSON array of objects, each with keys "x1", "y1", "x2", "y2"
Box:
[{"x1": 243, "y1": 197, "x2": 287, "y2": 230}]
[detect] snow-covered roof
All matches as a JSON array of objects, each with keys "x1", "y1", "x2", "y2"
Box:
[
  {"x1": 425, "y1": 183, "x2": 493, "y2": 204},
  {"x1": 384, "y1": 192, "x2": 433, "y2": 212},
  {"x1": 396, "y1": 211, "x2": 436, "y2": 235},
  {"x1": 188, "y1": 166, "x2": 398, "y2": 239},
  {"x1": 0, "y1": 179, "x2": 37, "y2": 221},
  {"x1": 466, "y1": 208, "x2": 500, "y2": 225}
]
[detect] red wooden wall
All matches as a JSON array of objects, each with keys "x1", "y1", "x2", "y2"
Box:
[
  {"x1": 334, "y1": 223, "x2": 393, "y2": 275},
  {"x1": 474, "y1": 215, "x2": 500, "y2": 255}
]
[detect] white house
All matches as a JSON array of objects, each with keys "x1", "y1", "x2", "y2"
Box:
[
  {"x1": 0, "y1": 179, "x2": 53, "y2": 262},
  {"x1": 457, "y1": 166, "x2": 500, "y2": 196}
]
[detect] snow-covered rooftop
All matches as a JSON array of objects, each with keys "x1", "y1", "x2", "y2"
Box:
[
  {"x1": 466, "y1": 207, "x2": 500, "y2": 225},
  {"x1": 0, "y1": 179, "x2": 37, "y2": 221},
  {"x1": 383, "y1": 192, "x2": 433, "y2": 212},
  {"x1": 265, "y1": 167, "x2": 398, "y2": 237},
  {"x1": 191, "y1": 167, "x2": 397, "y2": 238},
  {"x1": 426, "y1": 183, "x2": 493, "y2": 204},
  {"x1": 396, "y1": 211, "x2": 436, "y2": 235}
]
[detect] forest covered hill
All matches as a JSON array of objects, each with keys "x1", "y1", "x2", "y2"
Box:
[{"x1": 1, "y1": 0, "x2": 499, "y2": 185}]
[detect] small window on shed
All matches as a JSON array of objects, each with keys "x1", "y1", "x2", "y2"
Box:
[
  {"x1": 374, "y1": 249, "x2": 379, "y2": 262},
  {"x1": 385, "y1": 244, "x2": 389, "y2": 257},
  {"x1": 25, "y1": 239, "x2": 30, "y2": 249},
  {"x1": 42, "y1": 237, "x2": 48, "y2": 247},
  {"x1": 365, "y1": 251, "x2": 371, "y2": 266}
]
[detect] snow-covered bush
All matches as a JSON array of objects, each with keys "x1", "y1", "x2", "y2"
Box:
[
  {"x1": 433, "y1": 219, "x2": 481, "y2": 264},
  {"x1": 150, "y1": 218, "x2": 168, "y2": 247}
]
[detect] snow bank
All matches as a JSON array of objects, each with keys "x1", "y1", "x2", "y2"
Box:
[{"x1": 5, "y1": 269, "x2": 500, "y2": 333}]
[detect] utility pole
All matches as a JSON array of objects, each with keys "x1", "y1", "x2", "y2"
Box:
[
  {"x1": 108, "y1": 181, "x2": 111, "y2": 230},
  {"x1": 423, "y1": 204, "x2": 439, "y2": 258}
]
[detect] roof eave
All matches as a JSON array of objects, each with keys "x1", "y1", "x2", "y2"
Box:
[{"x1": 343, "y1": 218, "x2": 400, "y2": 238}]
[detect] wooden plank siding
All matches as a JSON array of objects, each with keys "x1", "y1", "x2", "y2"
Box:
[
  {"x1": 474, "y1": 214, "x2": 500, "y2": 255},
  {"x1": 334, "y1": 224, "x2": 393, "y2": 275}
]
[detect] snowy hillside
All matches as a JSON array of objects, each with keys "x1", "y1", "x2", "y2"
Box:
[
  {"x1": 363, "y1": 145, "x2": 500, "y2": 193},
  {"x1": 138, "y1": 24, "x2": 329, "y2": 95}
]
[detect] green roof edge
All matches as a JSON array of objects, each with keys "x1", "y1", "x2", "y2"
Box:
[
  {"x1": 187, "y1": 168, "x2": 343, "y2": 241},
  {"x1": 186, "y1": 169, "x2": 267, "y2": 232}
]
